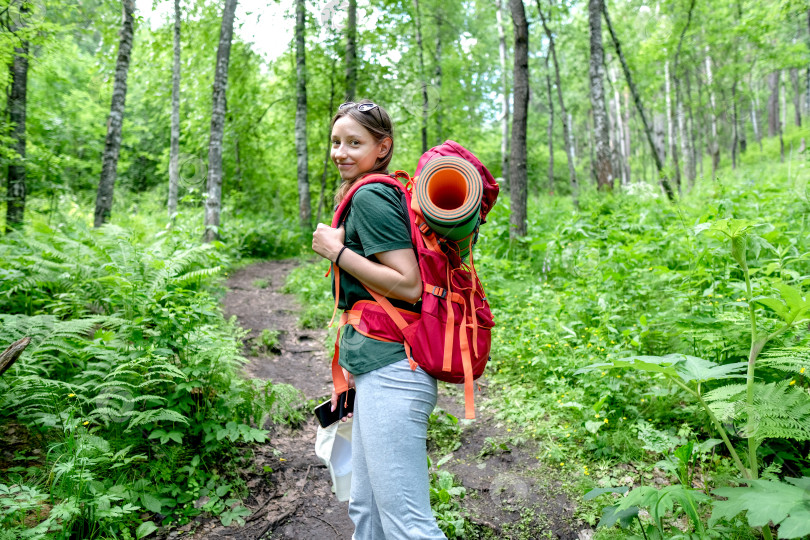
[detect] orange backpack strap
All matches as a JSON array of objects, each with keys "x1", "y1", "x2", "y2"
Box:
[
  {"x1": 457, "y1": 301, "x2": 475, "y2": 419},
  {"x1": 363, "y1": 287, "x2": 418, "y2": 371},
  {"x1": 331, "y1": 311, "x2": 349, "y2": 395}
]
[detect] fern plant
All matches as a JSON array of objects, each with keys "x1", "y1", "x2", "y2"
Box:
[
  {"x1": 0, "y1": 218, "x2": 289, "y2": 533},
  {"x1": 580, "y1": 219, "x2": 810, "y2": 539}
]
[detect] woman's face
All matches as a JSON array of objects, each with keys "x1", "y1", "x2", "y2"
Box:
[{"x1": 331, "y1": 116, "x2": 392, "y2": 182}]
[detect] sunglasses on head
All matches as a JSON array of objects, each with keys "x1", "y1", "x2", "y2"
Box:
[{"x1": 338, "y1": 102, "x2": 379, "y2": 113}]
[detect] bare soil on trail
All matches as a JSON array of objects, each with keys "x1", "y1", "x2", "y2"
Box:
[{"x1": 173, "y1": 259, "x2": 592, "y2": 540}]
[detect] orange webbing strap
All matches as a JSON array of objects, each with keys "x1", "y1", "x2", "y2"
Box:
[
  {"x1": 363, "y1": 287, "x2": 419, "y2": 371},
  {"x1": 416, "y1": 216, "x2": 442, "y2": 253},
  {"x1": 468, "y1": 244, "x2": 480, "y2": 359},
  {"x1": 328, "y1": 265, "x2": 341, "y2": 328},
  {"x1": 443, "y1": 262, "x2": 454, "y2": 372},
  {"x1": 458, "y1": 301, "x2": 476, "y2": 420},
  {"x1": 331, "y1": 312, "x2": 349, "y2": 395}
]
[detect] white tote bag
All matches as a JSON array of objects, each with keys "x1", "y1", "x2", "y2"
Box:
[{"x1": 315, "y1": 418, "x2": 353, "y2": 501}]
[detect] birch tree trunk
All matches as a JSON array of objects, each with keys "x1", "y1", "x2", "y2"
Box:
[
  {"x1": 623, "y1": 90, "x2": 631, "y2": 182},
  {"x1": 537, "y1": 0, "x2": 577, "y2": 200},
  {"x1": 588, "y1": 0, "x2": 613, "y2": 191},
  {"x1": 94, "y1": 0, "x2": 136, "y2": 227},
  {"x1": 751, "y1": 77, "x2": 763, "y2": 151},
  {"x1": 789, "y1": 68, "x2": 801, "y2": 127},
  {"x1": 545, "y1": 55, "x2": 554, "y2": 194},
  {"x1": 731, "y1": 82, "x2": 738, "y2": 169},
  {"x1": 569, "y1": 112, "x2": 576, "y2": 161},
  {"x1": 767, "y1": 70, "x2": 780, "y2": 136},
  {"x1": 295, "y1": 0, "x2": 311, "y2": 231},
  {"x1": 413, "y1": 0, "x2": 428, "y2": 153},
  {"x1": 670, "y1": 0, "x2": 693, "y2": 190},
  {"x1": 317, "y1": 54, "x2": 337, "y2": 224},
  {"x1": 496, "y1": 0, "x2": 510, "y2": 187},
  {"x1": 508, "y1": 0, "x2": 528, "y2": 239},
  {"x1": 704, "y1": 47, "x2": 720, "y2": 179},
  {"x1": 167, "y1": 0, "x2": 181, "y2": 218},
  {"x1": 738, "y1": 88, "x2": 747, "y2": 154},
  {"x1": 434, "y1": 12, "x2": 444, "y2": 144},
  {"x1": 601, "y1": 0, "x2": 674, "y2": 199},
  {"x1": 203, "y1": 0, "x2": 238, "y2": 243},
  {"x1": 6, "y1": 34, "x2": 29, "y2": 233},
  {"x1": 664, "y1": 56, "x2": 681, "y2": 192},
  {"x1": 695, "y1": 69, "x2": 705, "y2": 177},
  {"x1": 780, "y1": 72, "x2": 786, "y2": 162},
  {"x1": 345, "y1": 0, "x2": 357, "y2": 102},
  {"x1": 609, "y1": 64, "x2": 627, "y2": 185}
]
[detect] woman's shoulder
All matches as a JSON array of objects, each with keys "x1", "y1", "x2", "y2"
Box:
[{"x1": 353, "y1": 180, "x2": 403, "y2": 206}]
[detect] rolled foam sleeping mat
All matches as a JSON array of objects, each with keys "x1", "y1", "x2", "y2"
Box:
[{"x1": 414, "y1": 156, "x2": 483, "y2": 242}]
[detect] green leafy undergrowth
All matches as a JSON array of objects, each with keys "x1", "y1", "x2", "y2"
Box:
[{"x1": 0, "y1": 217, "x2": 301, "y2": 537}]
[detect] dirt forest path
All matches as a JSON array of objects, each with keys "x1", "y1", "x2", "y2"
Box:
[{"x1": 179, "y1": 259, "x2": 592, "y2": 540}]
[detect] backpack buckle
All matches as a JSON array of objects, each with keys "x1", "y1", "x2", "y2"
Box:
[
  {"x1": 419, "y1": 222, "x2": 433, "y2": 236},
  {"x1": 431, "y1": 286, "x2": 447, "y2": 299}
]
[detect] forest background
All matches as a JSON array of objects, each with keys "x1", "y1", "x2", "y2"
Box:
[{"x1": 1, "y1": 0, "x2": 809, "y2": 537}]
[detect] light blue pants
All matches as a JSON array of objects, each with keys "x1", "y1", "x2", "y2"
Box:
[{"x1": 349, "y1": 359, "x2": 447, "y2": 540}]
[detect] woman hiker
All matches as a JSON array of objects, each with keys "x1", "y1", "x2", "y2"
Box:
[{"x1": 311, "y1": 99, "x2": 447, "y2": 539}]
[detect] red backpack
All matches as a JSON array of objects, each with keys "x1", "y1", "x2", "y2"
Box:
[{"x1": 328, "y1": 141, "x2": 499, "y2": 419}]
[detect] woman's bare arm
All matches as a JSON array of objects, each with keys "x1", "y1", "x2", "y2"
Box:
[{"x1": 312, "y1": 223, "x2": 422, "y2": 304}]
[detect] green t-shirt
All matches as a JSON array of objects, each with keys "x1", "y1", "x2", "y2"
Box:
[{"x1": 332, "y1": 183, "x2": 421, "y2": 375}]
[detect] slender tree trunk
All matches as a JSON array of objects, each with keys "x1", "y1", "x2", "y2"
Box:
[
  {"x1": 434, "y1": 12, "x2": 444, "y2": 144},
  {"x1": 295, "y1": 0, "x2": 311, "y2": 231},
  {"x1": 704, "y1": 47, "x2": 720, "y2": 179},
  {"x1": 623, "y1": 90, "x2": 632, "y2": 182},
  {"x1": 665, "y1": 56, "x2": 681, "y2": 192},
  {"x1": 203, "y1": 0, "x2": 238, "y2": 243},
  {"x1": 94, "y1": 0, "x2": 135, "y2": 227},
  {"x1": 672, "y1": 0, "x2": 693, "y2": 189},
  {"x1": 653, "y1": 112, "x2": 666, "y2": 165},
  {"x1": 345, "y1": 0, "x2": 356, "y2": 102},
  {"x1": 588, "y1": 0, "x2": 613, "y2": 191},
  {"x1": 601, "y1": 0, "x2": 674, "y2": 199},
  {"x1": 545, "y1": 55, "x2": 554, "y2": 194},
  {"x1": 508, "y1": 0, "x2": 528, "y2": 239},
  {"x1": 767, "y1": 70, "x2": 781, "y2": 137},
  {"x1": 412, "y1": 0, "x2": 429, "y2": 153},
  {"x1": 731, "y1": 82, "x2": 738, "y2": 169},
  {"x1": 496, "y1": 0, "x2": 510, "y2": 187},
  {"x1": 569, "y1": 112, "x2": 576, "y2": 161},
  {"x1": 167, "y1": 0, "x2": 181, "y2": 218},
  {"x1": 317, "y1": 55, "x2": 338, "y2": 224},
  {"x1": 6, "y1": 36, "x2": 29, "y2": 233},
  {"x1": 789, "y1": 67, "x2": 800, "y2": 127},
  {"x1": 609, "y1": 64, "x2": 627, "y2": 185},
  {"x1": 414, "y1": 4, "x2": 429, "y2": 152},
  {"x1": 677, "y1": 84, "x2": 692, "y2": 186},
  {"x1": 537, "y1": 0, "x2": 577, "y2": 200},
  {"x1": 738, "y1": 88, "x2": 747, "y2": 154},
  {"x1": 804, "y1": 7, "x2": 810, "y2": 115},
  {"x1": 751, "y1": 77, "x2": 763, "y2": 151},
  {"x1": 695, "y1": 69, "x2": 705, "y2": 177},
  {"x1": 780, "y1": 73, "x2": 786, "y2": 162}
]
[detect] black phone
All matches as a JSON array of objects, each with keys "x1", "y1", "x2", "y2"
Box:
[{"x1": 313, "y1": 388, "x2": 356, "y2": 428}]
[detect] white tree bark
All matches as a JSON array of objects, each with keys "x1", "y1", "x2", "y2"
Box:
[
  {"x1": 167, "y1": 0, "x2": 181, "y2": 218},
  {"x1": 203, "y1": 0, "x2": 238, "y2": 242},
  {"x1": 94, "y1": 0, "x2": 136, "y2": 227},
  {"x1": 295, "y1": 0, "x2": 311, "y2": 231},
  {"x1": 495, "y1": 0, "x2": 510, "y2": 187}
]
